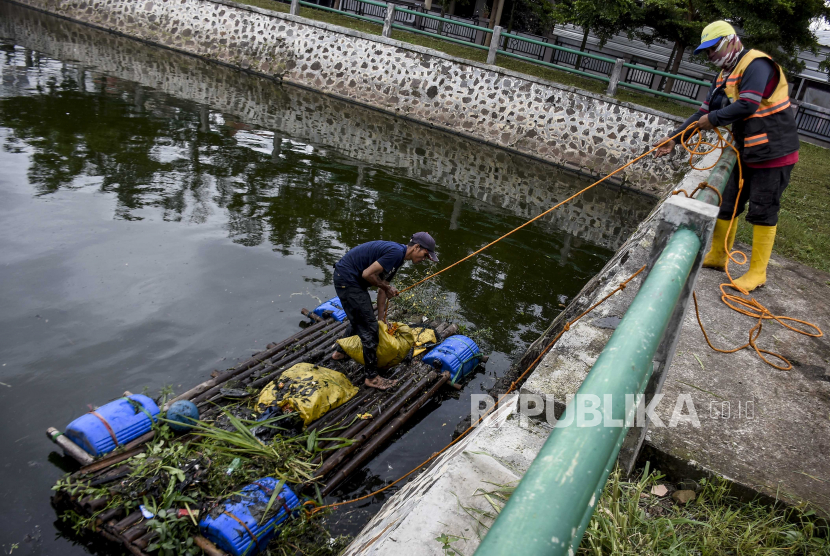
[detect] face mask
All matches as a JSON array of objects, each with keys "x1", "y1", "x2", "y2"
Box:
[{"x1": 709, "y1": 34, "x2": 743, "y2": 71}]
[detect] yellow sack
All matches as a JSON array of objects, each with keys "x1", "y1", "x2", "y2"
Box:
[
  {"x1": 411, "y1": 327, "x2": 438, "y2": 357},
  {"x1": 256, "y1": 363, "x2": 358, "y2": 426},
  {"x1": 336, "y1": 322, "x2": 436, "y2": 368}
]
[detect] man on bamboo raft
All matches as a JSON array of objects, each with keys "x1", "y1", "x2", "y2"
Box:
[{"x1": 331, "y1": 232, "x2": 439, "y2": 390}]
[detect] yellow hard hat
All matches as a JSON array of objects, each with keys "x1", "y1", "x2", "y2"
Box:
[{"x1": 694, "y1": 21, "x2": 736, "y2": 54}]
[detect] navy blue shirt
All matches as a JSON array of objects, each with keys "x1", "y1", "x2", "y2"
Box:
[
  {"x1": 673, "y1": 52, "x2": 777, "y2": 137},
  {"x1": 335, "y1": 241, "x2": 407, "y2": 289}
]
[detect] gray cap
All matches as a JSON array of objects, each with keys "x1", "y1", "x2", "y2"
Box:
[{"x1": 411, "y1": 232, "x2": 439, "y2": 262}]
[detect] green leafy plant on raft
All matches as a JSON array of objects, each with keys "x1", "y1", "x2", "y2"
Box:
[{"x1": 53, "y1": 404, "x2": 354, "y2": 555}]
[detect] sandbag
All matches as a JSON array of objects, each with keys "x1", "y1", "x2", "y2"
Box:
[
  {"x1": 256, "y1": 363, "x2": 358, "y2": 426},
  {"x1": 336, "y1": 322, "x2": 436, "y2": 368}
]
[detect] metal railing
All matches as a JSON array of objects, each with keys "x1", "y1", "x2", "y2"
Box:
[
  {"x1": 387, "y1": 5, "x2": 492, "y2": 50},
  {"x1": 339, "y1": 0, "x2": 386, "y2": 19},
  {"x1": 290, "y1": 0, "x2": 711, "y2": 105},
  {"x1": 420, "y1": 13, "x2": 479, "y2": 43},
  {"x1": 670, "y1": 75, "x2": 702, "y2": 100},
  {"x1": 474, "y1": 228, "x2": 702, "y2": 556},
  {"x1": 795, "y1": 102, "x2": 830, "y2": 142},
  {"x1": 503, "y1": 32, "x2": 549, "y2": 60},
  {"x1": 624, "y1": 60, "x2": 657, "y2": 88},
  {"x1": 552, "y1": 43, "x2": 615, "y2": 75},
  {"x1": 616, "y1": 61, "x2": 709, "y2": 103},
  {"x1": 499, "y1": 31, "x2": 613, "y2": 82},
  {"x1": 472, "y1": 149, "x2": 734, "y2": 555}
]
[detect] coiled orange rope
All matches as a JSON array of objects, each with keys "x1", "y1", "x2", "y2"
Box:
[{"x1": 672, "y1": 125, "x2": 823, "y2": 371}]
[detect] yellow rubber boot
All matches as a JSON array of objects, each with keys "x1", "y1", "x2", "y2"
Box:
[
  {"x1": 702, "y1": 218, "x2": 737, "y2": 270},
  {"x1": 732, "y1": 225, "x2": 777, "y2": 292}
]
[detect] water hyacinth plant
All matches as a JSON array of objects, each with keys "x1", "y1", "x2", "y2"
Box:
[{"x1": 54, "y1": 405, "x2": 354, "y2": 555}]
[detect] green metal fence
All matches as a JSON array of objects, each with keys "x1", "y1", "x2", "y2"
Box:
[
  {"x1": 499, "y1": 31, "x2": 612, "y2": 82},
  {"x1": 290, "y1": 0, "x2": 711, "y2": 105},
  {"x1": 390, "y1": 23, "x2": 491, "y2": 51}
]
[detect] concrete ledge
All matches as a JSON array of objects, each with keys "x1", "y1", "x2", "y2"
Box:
[
  {"x1": 342, "y1": 397, "x2": 551, "y2": 556},
  {"x1": 647, "y1": 249, "x2": 830, "y2": 517}
]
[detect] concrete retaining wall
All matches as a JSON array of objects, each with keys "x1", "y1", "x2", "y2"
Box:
[
  {"x1": 7, "y1": 0, "x2": 690, "y2": 192},
  {"x1": 0, "y1": 1, "x2": 655, "y2": 250}
]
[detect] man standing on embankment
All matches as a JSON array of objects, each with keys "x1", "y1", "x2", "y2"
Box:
[
  {"x1": 331, "y1": 233, "x2": 439, "y2": 390},
  {"x1": 654, "y1": 20, "x2": 800, "y2": 292}
]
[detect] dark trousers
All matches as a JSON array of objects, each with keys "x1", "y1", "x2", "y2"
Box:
[
  {"x1": 334, "y1": 271, "x2": 378, "y2": 380},
  {"x1": 718, "y1": 163, "x2": 794, "y2": 226}
]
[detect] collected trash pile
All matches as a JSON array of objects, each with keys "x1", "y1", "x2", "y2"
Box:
[{"x1": 48, "y1": 298, "x2": 485, "y2": 556}]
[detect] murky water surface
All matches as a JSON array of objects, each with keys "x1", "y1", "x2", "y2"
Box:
[{"x1": 0, "y1": 4, "x2": 654, "y2": 554}]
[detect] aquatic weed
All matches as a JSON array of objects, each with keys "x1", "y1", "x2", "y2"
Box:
[{"x1": 53, "y1": 410, "x2": 353, "y2": 555}]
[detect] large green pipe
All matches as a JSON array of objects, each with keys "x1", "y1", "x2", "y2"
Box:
[
  {"x1": 474, "y1": 227, "x2": 701, "y2": 556},
  {"x1": 697, "y1": 148, "x2": 737, "y2": 207}
]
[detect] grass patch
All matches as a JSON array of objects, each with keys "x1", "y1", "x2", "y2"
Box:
[
  {"x1": 236, "y1": 0, "x2": 696, "y2": 117},
  {"x1": 242, "y1": 0, "x2": 290, "y2": 12},
  {"x1": 297, "y1": 5, "x2": 383, "y2": 35},
  {"x1": 615, "y1": 90, "x2": 694, "y2": 118},
  {"x1": 734, "y1": 142, "x2": 830, "y2": 273},
  {"x1": 580, "y1": 466, "x2": 829, "y2": 555},
  {"x1": 442, "y1": 464, "x2": 830, "y2": 555}
]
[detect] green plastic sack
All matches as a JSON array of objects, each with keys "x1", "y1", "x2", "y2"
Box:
[
  {"x1": 256, "y1": 363, "x2": 358, "y2": 425},
  {"x1": 337, "y1": 322, "x2": 434, "y2": 369}
]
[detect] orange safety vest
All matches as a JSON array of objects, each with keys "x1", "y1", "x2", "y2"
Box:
[{"x1": 714, "y1": 50, "x2": 800, "y2": 163}]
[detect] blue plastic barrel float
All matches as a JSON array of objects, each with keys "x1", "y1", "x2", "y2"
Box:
[
  {"x1": 199, "y1": 478, "x2": 300, "y2": 556},
  {"x1": 421, "y1": 335, "x2": 483, "y2": 384},
  {"x1": 64, "y1": 394, "x2": 160, "y2": 457},
  {"x1": 312, "y1": 296, "x2": 347, "y2": 322}
]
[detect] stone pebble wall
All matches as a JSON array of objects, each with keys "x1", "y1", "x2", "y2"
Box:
[
  {"x1": 1, "y1": 2, "x2": 655, "y2": 250},
  {"x1": 10, "y1": 0, "x2": 691, "y2": 192}
]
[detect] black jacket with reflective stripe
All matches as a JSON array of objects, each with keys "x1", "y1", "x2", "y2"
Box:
[{"x1": 717, "y1": 50, "x2": 800, "y2": 163}]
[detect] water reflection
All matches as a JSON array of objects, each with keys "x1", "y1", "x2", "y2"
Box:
[
  {"x1": 0, "y1": 5, "x2": 660, "y2": 549},
  {"x1": 0, "y1": 1, "x2": 654, "y2": 251}
]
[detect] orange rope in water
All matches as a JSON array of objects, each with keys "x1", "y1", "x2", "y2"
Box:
[{"x1": 307, "y1": 265, "x2": 646, "y2": 515}]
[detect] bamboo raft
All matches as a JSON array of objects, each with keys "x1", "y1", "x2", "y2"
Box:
[{"x1": 46, "y1": 308, "x2": 467, "y2": 556}]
